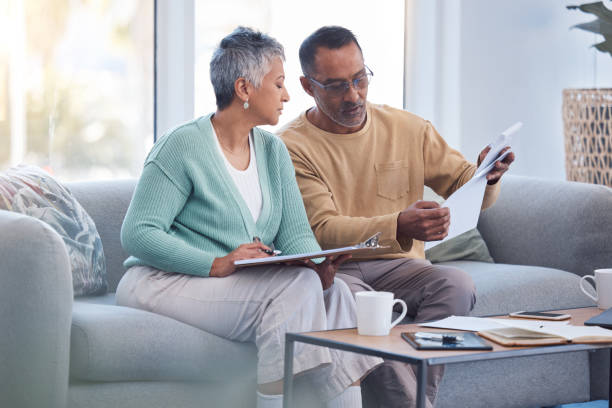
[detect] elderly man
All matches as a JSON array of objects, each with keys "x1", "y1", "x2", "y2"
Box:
[{"x1": 278, "y1": 26, "x2": 514, "y2": 407}]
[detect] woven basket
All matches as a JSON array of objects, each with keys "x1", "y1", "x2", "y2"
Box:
[{"x1": 562, "y1": 88, "x2": 612, "y2": 186}]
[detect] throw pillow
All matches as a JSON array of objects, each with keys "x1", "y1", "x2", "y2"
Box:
[
  {"x1": 425, "y1": 228, "x2": 494, "y2": 264},
  {"x1": 0, "y1": 165, "x2": 107, "y2": 296}
]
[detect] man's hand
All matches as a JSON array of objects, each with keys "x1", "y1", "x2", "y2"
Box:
[
  {"x1": 397, "y1": 200, "x2": 450, "y2": 242},
  {"x1": 477, "y1": 146, "x2": 515, "y2": 185},
  {"x1": 296, "y1": 254, "x2": 352, "y2": 290},
  {"x1": 210, "y1": 242, "x2": 272, "y2": 278}
]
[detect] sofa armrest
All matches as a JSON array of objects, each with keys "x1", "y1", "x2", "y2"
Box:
[
  {"x1": 478, "y1": 175, "x2": 612, "y2": 277},
  {"x1": 0, "y1": 210, "x2": 73, "y2": 408}
]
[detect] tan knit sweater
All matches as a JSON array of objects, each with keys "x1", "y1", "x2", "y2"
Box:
[{"x1": 278, "y1": 103, "x2": 500, "y2": 260}]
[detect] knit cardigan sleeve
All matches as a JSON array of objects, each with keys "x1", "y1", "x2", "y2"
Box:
[{"x1": 120, "y1": 161, "x2": 216, "y2": 276}]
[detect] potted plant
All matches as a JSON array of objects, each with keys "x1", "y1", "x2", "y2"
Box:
[{"x1": 564, "y1": 1, "x2": 612, "y2": 186}]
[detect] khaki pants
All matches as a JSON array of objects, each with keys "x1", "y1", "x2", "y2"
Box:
[
  {"x1": 338, "y1": 258, "x2": 477, "y2": 408},
  {"x1": 116, "y1": 264, "x2": 382, "y2": 403}
]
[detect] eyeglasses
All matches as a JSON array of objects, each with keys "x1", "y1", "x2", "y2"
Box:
[{"x1": 307, "y1": 66, "x2": 373, "y2": 97}]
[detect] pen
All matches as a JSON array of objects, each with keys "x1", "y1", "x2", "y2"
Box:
[
  {"x1": 414, "y1": 332, "x2": 464, "y2": 343},
  {"x1": 253, "y1": 237, "x2": 282, "y2": 256}
]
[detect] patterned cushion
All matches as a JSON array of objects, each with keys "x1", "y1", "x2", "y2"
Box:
[{"x1": 0, "y1": 165, "x2": 107, "y2": 296}]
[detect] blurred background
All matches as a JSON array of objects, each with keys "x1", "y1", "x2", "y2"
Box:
[{"x1": 1, "y1": 0, "x2": 611, "y2": 181}]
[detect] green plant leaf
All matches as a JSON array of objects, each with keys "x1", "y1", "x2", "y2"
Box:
[
  {"x1": 568, "y1": 1, "x2": 612, "y2": 58},
  {"x1": 571, "y1": 1, "x2": 612, "y2": 22},
  {"x1": 593, "y1": 38, "x2": 612, "y2": 56},
  {"x1": 573, "y1": 19, "x2": 612, "y2": 35}
]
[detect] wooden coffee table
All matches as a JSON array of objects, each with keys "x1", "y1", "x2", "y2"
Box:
[{"x1": 282, "y1": 307, "x2": 612, "y2": 408}]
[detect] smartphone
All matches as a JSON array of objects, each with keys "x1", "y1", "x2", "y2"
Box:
[{"x1": 508, "y1": 311, "x2": 571, "y2": 321}]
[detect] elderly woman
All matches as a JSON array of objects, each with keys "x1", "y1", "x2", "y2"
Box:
[{"x1": 116, "y1": 27, "x2": 380, "y2": 408}]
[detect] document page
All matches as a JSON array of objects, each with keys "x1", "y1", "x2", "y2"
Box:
[
  {"x1": 527, "y1": 324, "x2": 612, "y2": 341},
  {"x1": 418, "y1": 315, "x2": 569, "y2": 332},
  {"x1": 425, "y1": 122, "x2": 522, "y2": 250},
  {"x1": 418, "y1": 316, "x2": 508, "y2": 331},
  {"x1": 423, "y1": 176, "x2": 488, "y2": 251}
]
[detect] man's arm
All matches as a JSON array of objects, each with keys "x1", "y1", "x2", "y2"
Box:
[
  {"x1": 477, "y1": 145, "x2": 514, "y2": 209},
  {"x1": 290, "y1": 152, "x2": 409, "y2": 252},
  {"x1": 422, "y1": 121, "x2": 501, "y2": 210}
]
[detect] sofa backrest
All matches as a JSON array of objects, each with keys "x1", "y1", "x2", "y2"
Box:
[
  {"x1": 67, "y1": 175, "x2": 612, "y2": 292},
  {"x1": 67, "y1": 179, "x2": 136, "y2": 293},
  {"x1": 478, "y1": 175, "x2": 612, "y2": 277}
]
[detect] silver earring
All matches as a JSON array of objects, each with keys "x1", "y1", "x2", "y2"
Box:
[{"x1": 243, "y1": 100, "x2": 249, "y2": 110}]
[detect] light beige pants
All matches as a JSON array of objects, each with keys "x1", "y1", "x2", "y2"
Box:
[{"x1": 116, "y1": 264, "x2": 381, "y2": 402}]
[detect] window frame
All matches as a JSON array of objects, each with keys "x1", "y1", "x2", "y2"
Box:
[{"x1": 154, "y1": 0, "x2": 195, "y2": 141}]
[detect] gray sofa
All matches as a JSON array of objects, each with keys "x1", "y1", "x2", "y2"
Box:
[{"x1": 1, "y1": 175, "x2": 611, "y2": 408}]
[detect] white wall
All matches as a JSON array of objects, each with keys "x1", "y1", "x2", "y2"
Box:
[
  {"x1": 407, "y1": 0, "x2": 612, "y2": 180},
  {"x1": 405, "y1": 0, "x2": 461, "y2": 150}
]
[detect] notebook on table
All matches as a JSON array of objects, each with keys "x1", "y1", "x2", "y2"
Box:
[{"x1": 418, "y1": 314, "x2": 612, "y2": 346}]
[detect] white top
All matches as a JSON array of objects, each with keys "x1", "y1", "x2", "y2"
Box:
[{"x1": 212, "y1": 128, "x2": 263, "y2": 222}]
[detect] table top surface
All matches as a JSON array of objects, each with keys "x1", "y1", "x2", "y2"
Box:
[{"x1": 288, "y1": 307, "x2": 611, "y2": 365}]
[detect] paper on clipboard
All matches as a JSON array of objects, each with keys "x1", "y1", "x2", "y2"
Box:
[
  {"x1": 424, "y1": 122, "x2": 521, "y2": 250},
  {"x1": 234, "y1": 232, "x2": 387, "y2": 268}
]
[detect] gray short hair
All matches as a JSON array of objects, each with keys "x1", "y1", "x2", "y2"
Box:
[{"x1": 210, "y1": 27, "x2": 285, "y2": 110}]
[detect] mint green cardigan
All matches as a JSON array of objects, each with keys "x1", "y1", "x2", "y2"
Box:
[{"x1": 121, "y1": 114, "x2": 321, "y2": 277}]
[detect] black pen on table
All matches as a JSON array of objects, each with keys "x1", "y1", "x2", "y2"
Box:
[{"x1": 414, "y1": 332, "x2": 464, "y2": 344}]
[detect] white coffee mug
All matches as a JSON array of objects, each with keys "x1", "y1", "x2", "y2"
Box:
[
  {"x1": 356, "y1": 291, "x2": 408, "y2": 336},
  {"x1": 580, "y1": 268, "x2": 612, "y2": 309}
]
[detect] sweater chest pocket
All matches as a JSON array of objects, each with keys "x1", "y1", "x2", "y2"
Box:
[{"x1": 374, "y1": 160, "x2": 410, "y2": 200}]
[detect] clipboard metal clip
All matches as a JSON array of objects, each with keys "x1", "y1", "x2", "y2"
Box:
[{"x1": 356, "y1": 232, "x2": 388, "y2": 249}]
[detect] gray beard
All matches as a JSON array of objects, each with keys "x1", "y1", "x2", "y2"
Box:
[{"x1": 317, "y1": 102, "x2": 366, "y2": 130}]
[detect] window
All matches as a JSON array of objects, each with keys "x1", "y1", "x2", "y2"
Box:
[
  {"x1": 0, "y1": 0, "x2": 153, "y2": 181},
  {"x1": 193, "y1": 0, "x2": 405, "y2": 132}
]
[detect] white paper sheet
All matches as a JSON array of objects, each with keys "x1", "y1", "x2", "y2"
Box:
[
  {"x1": 536, "y1": 324, "x2": 612, "y2": 340},
  {"x1": 424, "y1": 122, "x2": 522, "y2": 250},
  {"x1": 417, "y1": 316, "x2": 508, "y2": 331},
  {"x1": 417, "y1": 315, "x2": 569, "y2": 332},
  {"x1": 424, "y1": 176, "x2": 488, "y2": 250}
]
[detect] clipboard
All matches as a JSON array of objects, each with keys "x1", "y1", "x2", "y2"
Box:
[
  {"x1": 234, "y1": 232, "x2": 387, "y2": 268},
  {"x1": 402, "y1": 332, "x2": 492, "y2": 351}
]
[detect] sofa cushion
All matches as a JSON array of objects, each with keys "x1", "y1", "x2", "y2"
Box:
[
  {"x1": 71, "y1": 296, "x2": 257, "y2": 382},
  {"x1": 438, "y1": 261, "x2": 596, "y2": 316},
  {"x1": 66, "y1": 179, "x2": 136, "y2": 293},
  {"x1": 426, "y1": 228, "x2": 494, "y2": 263},
  {"x1": 68, "y1": 380, "x2": 257, "y2": 408},
  {"x1": 0, "y1": 165, "x2": 107, "y2": 296}
]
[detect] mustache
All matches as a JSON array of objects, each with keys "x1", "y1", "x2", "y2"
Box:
[{"x1": 340, "y1": 101, "x2": 364, "y2": 111}]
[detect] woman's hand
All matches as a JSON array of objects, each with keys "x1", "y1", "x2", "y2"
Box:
[
  {"x1": 298, "y1": 254, "x2": 352, "y2": 290},
  {"x1": 210, "y1": 242, "x2": 273, "y2": 278}
]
